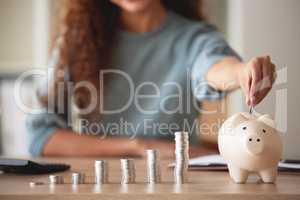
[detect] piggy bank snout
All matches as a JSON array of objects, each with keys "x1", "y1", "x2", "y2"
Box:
[{"x1": 245, "y1": 134, "x2": 264, "y2": 155}]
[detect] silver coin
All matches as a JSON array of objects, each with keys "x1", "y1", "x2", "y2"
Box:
[
  {"x1": 95, "y1": 160, "x2": 109, "y2": 184},
  {"x1": 29, "y1": 181, "x2": 44, "y2": 187},
  {"x1": 72, "y1": 172, "x2": 85, "y2": 184},
  {"x1": 174, "y1": 131, "x2": 189, "y2": 184},
  {"x1": 120, "y1": 159, "x2": 136, "y2": 184},
  {"x1": 49, "y1": 175, "x2": 64, "y2": 184},
  {"x1": 147, "y1": 149, "x2": 161, "y2": 184}
]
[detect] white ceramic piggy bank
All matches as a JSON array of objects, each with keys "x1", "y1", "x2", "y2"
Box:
[{"x1": 218, "y1": 112, "x2": 282, "y2": 183}]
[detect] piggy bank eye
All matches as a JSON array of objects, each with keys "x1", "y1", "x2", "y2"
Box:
[
  {"x1": 262, "y1": 129, "x2": 266, "y2": 133},
  {"x1": 242, "y1": 127, "x2": 247, "y2": 130}
]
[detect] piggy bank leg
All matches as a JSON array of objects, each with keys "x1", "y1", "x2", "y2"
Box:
[
  {"x1": 227, "y1": 164, "x2": 249, "y2": 183},
  {"x1": 259, "y1": 167, "x2": 278, "y2": 183}
]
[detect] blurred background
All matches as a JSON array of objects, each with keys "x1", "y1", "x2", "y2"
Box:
[{"x1": 0, "y1": 0, "x2": 299, "y2": 158}]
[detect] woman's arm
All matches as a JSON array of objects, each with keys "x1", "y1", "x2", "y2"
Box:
[
  {"x1": 43, "y1": 129, "x2": 215, "y2": 158},
  {"x1": 43, "y1": 129, "x2": 142, "y2": 157},
  {"x1": 206, "y1": 56, "x2": 276, "y2": 106}
]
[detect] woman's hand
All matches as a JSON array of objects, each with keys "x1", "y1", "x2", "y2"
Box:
[{"x1": 238, "y1": 56, "x2": 276, "y2": 106}]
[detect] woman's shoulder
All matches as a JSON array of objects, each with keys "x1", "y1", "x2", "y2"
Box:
[
  {"x1": 165, "y1": 11, "x2": 223, "y2": 51},
  {"x1": 168, "y1": 11, "x2": 218, "y2": 34}
]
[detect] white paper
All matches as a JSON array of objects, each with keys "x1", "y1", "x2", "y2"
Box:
[
  {"x1": 189, "y1": 154, "x2": 226, "y2": 166},
  {"x1": 170, "y1": 154, "x2": 300, "y2": 170}
]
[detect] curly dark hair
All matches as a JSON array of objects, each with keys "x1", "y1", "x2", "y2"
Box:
[{"x1": 41, "y1": 0, "x2": 205, "y2": 112}]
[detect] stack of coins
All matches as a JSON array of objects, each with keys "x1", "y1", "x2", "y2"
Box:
[
  {"x1": 147, "y1": 149, "x2": 161, "y2": 184},
  {"x1": 120, "y1": 159, "x2": 135, "y2": 184},
  {"x1": 95, "y1": 160, "x2": 109, "y2": 184},
  {"x1": 49, "y1": 175, "x2": 64, "y2": 184},
  {"x1": 71, "y1": 172, "x2": 85, "y2": 184},
  {"x1": 174, "y1": 131, "x2": 189, "y2": 184}
]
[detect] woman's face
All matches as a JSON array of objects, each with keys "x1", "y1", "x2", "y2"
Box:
[{"x1": 110, "y1": 0, "x2": 158, "y2": 13}]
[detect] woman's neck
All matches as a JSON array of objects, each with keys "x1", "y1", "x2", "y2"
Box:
[{"x1": 119, "y1": 2, "x2": 167, "y2": 33}]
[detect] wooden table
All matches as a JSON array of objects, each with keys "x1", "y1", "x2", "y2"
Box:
[{"x1": 0, "y1": 157, "x2": 300, "y2": 200}]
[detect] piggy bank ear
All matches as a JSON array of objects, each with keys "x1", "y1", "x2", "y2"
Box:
[
  {"x1": 258, "y1": 114, "x2": 276, "y2": 129},
  {"x1": 231, "y1": 112, "x2": 249, "y2": 128},
  {"x1": 219, "y1": 112, "x2": 249, "y2": 135}
]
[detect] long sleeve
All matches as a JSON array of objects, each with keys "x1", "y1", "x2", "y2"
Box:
[
  {"x1": 190, "y1": 24, "x2": 242, "y2": 101},
  {"x1": 26, "y1": 39, "x2": 70, "y2": 156},
  {"x1": 26, "y1": 112, "x2": 68, "y2": 156}
]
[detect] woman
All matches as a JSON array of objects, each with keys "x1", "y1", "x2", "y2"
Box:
[{"x1": 27, "y1": 0, "x2": 276, "y2": 157}]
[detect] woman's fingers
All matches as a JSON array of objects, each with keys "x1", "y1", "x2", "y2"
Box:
[
  {"x1": 271, "y1": 63, "x2": 277, "y2": 84},
  {"x1": 259, "y1": 56, "x2": 272, "y2": 99},
  {"x1": 239, "y1": 67, "x2": 251, "y2": 106},
  {"x1": 240, "y1": 56, "x2": 276, "y2": 106},
  {"x1": 265, "y1": 56, "x2": 273, "y2": 88},
  {"x1": 249, "y1": 56, "x2": 276, "y2": 106},
  {"x1": 246, "y1": 76, "x2": 252, "y2": 106},
  {"x1": 250, "y1": 58, "x2": 263, "y2": 105}
]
